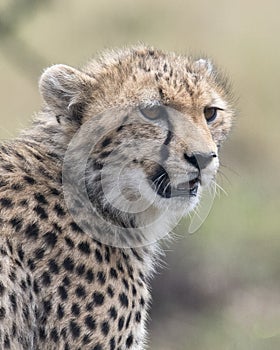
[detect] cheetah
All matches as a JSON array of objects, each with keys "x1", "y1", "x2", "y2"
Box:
[{"x1": 0, "y1": 45, "x2": 234, "y2": 349}]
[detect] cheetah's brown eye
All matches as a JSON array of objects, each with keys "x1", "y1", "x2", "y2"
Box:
[
  {"x1": 204, "y1": 107, "x2": 219, "y2": 123},
  {"x1": 140, "y1": 106, "x2": 166, "y2": 120}
]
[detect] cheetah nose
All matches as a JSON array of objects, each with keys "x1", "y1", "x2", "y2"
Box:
[{"x1": 184, "y1": 152, "x2": 217, "y2": 170}]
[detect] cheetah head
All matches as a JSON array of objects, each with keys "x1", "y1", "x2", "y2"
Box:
[{"x1": 38, "y1": 45, "x2": 234, "y2": 246}]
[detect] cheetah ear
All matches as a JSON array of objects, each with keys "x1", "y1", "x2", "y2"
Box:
[
  {"x1": 39, "y1": 64, "x2": 95, "y2": 114},
  {"x1": 194, "y1": 59, "x2": 213, "y2": 74}
]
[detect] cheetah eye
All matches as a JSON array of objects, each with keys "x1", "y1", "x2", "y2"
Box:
[
  {"x1": 204, "y1": 107, "x2": 221, "y2": 123},
  {"x1": 140, "y1": 105, "x2": 167, "y2": 120}
]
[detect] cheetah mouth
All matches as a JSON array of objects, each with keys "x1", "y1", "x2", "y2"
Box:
[{"x1": 149, "y1": 166, "x2": 200, "y2": 199}]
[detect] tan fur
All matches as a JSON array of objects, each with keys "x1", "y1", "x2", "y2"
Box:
[{"x1": 0, "y1": 45, "x2": 234, "y2": 349}]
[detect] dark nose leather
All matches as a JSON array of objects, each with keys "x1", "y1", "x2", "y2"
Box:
[{"x1": 184, "y1": 152, "x2": 217, "y2": 170}]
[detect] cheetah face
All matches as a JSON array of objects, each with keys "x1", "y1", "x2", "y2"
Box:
[
  {"x1": 83, "y1": 104, "x2": 221, "y2": 215},
  {"x1": 39, "y1": 46, "x2": 234, "y2": 246}
]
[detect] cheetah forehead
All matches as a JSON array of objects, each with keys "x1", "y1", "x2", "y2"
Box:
[
  {"x1": 39, "y1": 44, "x2": 233, "y2": 128},
  {"x1": 78, "y1": 45, "x2": 231, "y2": 111}
]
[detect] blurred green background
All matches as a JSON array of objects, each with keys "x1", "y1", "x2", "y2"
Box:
[{"x1": 0, "y1": 0, "x2": 279, "y2": 349}]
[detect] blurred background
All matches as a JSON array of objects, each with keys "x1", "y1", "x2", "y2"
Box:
[{"x1": 0, "y1": 0, "x2": 279, "y2": 349}]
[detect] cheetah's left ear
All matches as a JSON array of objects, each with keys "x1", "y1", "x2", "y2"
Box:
[
  {"x1": 39, "y1": 64, "x2": 95, "y2": 115},
  {"x1": 194, "y1": 59, "x2": 213, "y2": 74}
]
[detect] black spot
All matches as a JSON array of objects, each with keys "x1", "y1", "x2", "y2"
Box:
[
  {"x1": 63, "y1": 257, "x2": 74, "y2": 272},
  {"x1": 122, "y1": 278, "x2": 129, "y2": 290},
  {"x1": 84, "y1": 314, "x2": 96, "y2": 330},
  {"x1": 11, "y1": 183, "x2": 24, "y2": 191},
  {"x1": 93, "y1": 344, "x2": 103, "y2": 350},
  {"x1": 64, "y1": 236, "x2": 74, "y2": 248},
  {"x1": 3, "y1": 163, "x2": 14, "y2": 172},
  {"x1": 110, "y1": 268, "x2": 118, "y2": 279},
  {"x1": 61, "y1": 327, "x2": 67, "y2": 339},
  {"x1": 41, "y1": 271, "x2": 51, "y2": 286},
  {"x1": 0, "y1": 306, "x2": 6, "y2": 319},
  {"x1": 76, "y1": 264, "x2": 85, "y2": 275},
  {"x1": 53, "y1": 222, "x2": 62, "y2": 233},
  {"x1": 119, "y1": 293, "x2": 129, "y2": 308},
  {"x1": 33, "y1": 280, "x2": 39, "y2": 294},
  {"x1": 19, "y1": 199, "x2": 28, "y2": 207},
  {"x1": 9, "y1": 293, "x2": 17, "y2": 312},
  {"x1": 132, "y1": 284, "x2": 137, "y2": 297},
  {"x1": 23, "y1": 175, "x2": 36, "y2": 185},
  {"x1": 93, "y1": 291, "x2": 104, "y2": 306},
  {"x1": 70, "y1": 221, "x2": 83, "y2": 233},
  {"x1": 25, "y1": 223, "x2": 39, "y2": 240},
  {"x1": 50, "y1": 187, "x2": 60, "y2": 196},
  {"x1": 78, "y1": 241, "x2": 91, "y2": 255},
  {"x1": 97, "y1": 271, "x2": 106, "y2": 285},
  {"x1": 140, "y1": 297, "x2": 145, "y2": 307},
  {"x1": 34, "y1": 247, "x2": 45, "y2": 260},
  {"x1": 102, "y1": 137, "x2": 112, "y2": 147},
  {"x1": 10, "y1": 217, "x2": 23, "y2": 232},
  {"x1": 118, "y1": 316, "x2": 124, "y2": 331},
  {"x1": 20, "y1": 279, "x2": 27, "y2": 291},
  {"x1": 57, "y1": 304, "x2": 64, "y2": 319},
  {"x1": 95, "y1": 249, "x2": 103, "y2": 263},
  {"x1": 48, "y1": 259, "x2": 59, "y2": 274},
  {"x1": 71, "y1": 303, "x2": 80, "y2": 316},
  {"x1": 100, "y1": 151, "x2": 111, "y2": 158},
  {"x1": 43, "y1": 299, "x2": 52, "y2": 315},
  {"x1": 69, "y1": 320, "x2": 80, "y2": 338},
  {"x1": 85, "y1": 269, "x2": 94, "y2": 283},
  {"x1": 135, "y1": 311, "x2": 141, "y2": 323},
  {"x1": 116, "y1": 124, "x2": 124, "y2": 132},
  {"x1": 107, "y1": 286, "x2": 114, "y2": 298},
  {"x1": 86, "y1": 302, "x2": 93, "y2": 312},
  {"x1": 101, "y1": 321, "x2": 110, "y2": 336},
  {"x1": 34, "y1": 193, "x2": 48, "y2": 205},
  {"x1": 75, "y1": 285, "x2": 86, "y2": 298},
  {"x1": 62, "y1": 276, "x2": 71, "y2": 286},
  {"x1": 93, "y1": 345, "x2": 102, "y2": 350},
  {"x1": 9, "y1": 270, "x2": 16, "y2": 282},
  {"x1": 105, "y1": 246, "x2": 111, "y2": 263},
  {"x1": 92, "y1": 160, "x2": 103, "y2": 170},
  {"x1": 4, "y1": 334, "x2": 11, "y2": 348},
  {"x1": 126, "y1": 333, "x2": 134, "y2": 348},
  {"x1": 54, "y1": 203, "x2": 66, "y2": 217},
  {"x1": 83, "y1": 334, "x2": 91, "y2": 345},
  {"x1": 125, "y1": 312, "x2": 132, "y2": 329},
  {"x1": 33, "y1": 205, "x2": 48, "y2": 220},
  {"x1": 17, "y1": 248, "x2": 24, "y2": 261},
  {"x1": 109, "y1": 307, "x2": 117, "y2": 320},
  {"x1": 58, "y1": 285, "x2": 68, "y2": 300},
  {"x1": 0, "y1": 179, "x2": 7, "y2": 187},
  {"x1": 43, "y1": 231, "x2": 57, "y2": 247},
  {"x1": 23, "y1": 305, "x2": 30, "y2": 321},
  {"x1": 27, "y1": 260, "x2": 35, "y2": 275},
  {"x1": 39, "y1": 327, "x2": 47, "y2": 340},
  {"x1": 117, "y1": 261, "x2": 124, "y2": 273},
  {"x1": 12, "y1": 322, "x2": 16, "y2": 336},
  {"x1": 110, "y1": 337, "x2": 116, "y2": 350},
  {"x1": 50, "y1": 327, "x2": 59, "y2": 342},
  {"x1": 0, "y1": 197, "x2": 13, "y2": 208}
]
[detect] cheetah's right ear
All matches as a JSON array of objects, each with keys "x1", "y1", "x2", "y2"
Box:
[{"x1": 39, "y1": 64, "x2": 95, "y2": 115}]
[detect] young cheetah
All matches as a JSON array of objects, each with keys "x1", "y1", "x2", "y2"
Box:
[{"x1": 0, "y1": 45, "x2": 234, "y2": 349}]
